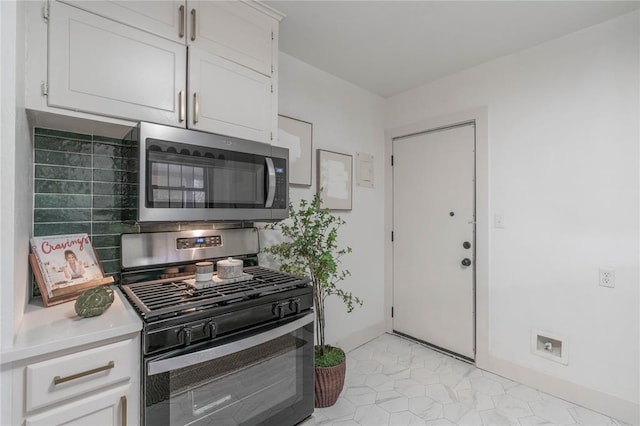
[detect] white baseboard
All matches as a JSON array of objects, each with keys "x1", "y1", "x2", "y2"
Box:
[
  {"x1": 479, "y1": 354, "x2": 640, "y2": 425},
  {"x1": 334, "y1": 321, "x2": 386, "y2": 353}
]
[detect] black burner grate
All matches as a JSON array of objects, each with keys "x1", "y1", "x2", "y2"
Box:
[{"x1": 121, "y1": 266, "x2": 310, "y2": 321}]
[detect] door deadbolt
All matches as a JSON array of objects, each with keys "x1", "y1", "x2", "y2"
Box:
[
  {"x1": 463, "y1": 241, "x2": 471, "y2": 249},
  {"x1": 461, "y1": 258, "x2": 472, "y2": 267}
]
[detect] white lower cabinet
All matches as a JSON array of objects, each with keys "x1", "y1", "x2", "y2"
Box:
[
  {"x1": 14, "y1": 336, "x2": 140, "y2": 426},
  {"x1": 25, "y1": 384, "x2": 131, "y2": 426}
]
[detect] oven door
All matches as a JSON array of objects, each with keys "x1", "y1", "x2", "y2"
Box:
[{"x1": 144, "y1": 312, "x2": 314, "y2": 426}]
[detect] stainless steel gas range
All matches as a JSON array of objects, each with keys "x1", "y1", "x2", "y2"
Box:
[{"x1": 119, "y1": 228, "x2": 314, "y2": 426}]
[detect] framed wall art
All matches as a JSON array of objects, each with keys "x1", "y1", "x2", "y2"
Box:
[
  {"x1": 276, "y1": 115, "x2": 313, "y2": 186},
  {"x1": 317, "y1": 149, "x2": 352, "y2": 210}
]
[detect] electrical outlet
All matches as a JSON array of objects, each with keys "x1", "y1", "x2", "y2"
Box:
[
  {"x1": 599, "y1": 268, "x2": 615, "y2": 288},
  {"x1": 494, "y1": 213, "x2": 504, "y2": 229}
]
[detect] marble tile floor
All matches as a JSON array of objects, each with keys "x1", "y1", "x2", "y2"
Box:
[{"x1": 304, "y1": 333, "x2": 630, "y2": 426}]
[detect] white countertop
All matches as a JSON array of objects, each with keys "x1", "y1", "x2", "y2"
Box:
[{"x1": 1, "y1": 286, "x2": 142, "y2": 364}]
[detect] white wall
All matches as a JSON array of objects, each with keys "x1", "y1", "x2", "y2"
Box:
[
  {"x1": 386, "y1": 10, "x2": 639, "y2": 422},
  {"x1": 2, "y1": 2, "x2": 34, "y2": 423},
  {"x1": 260, "y1": 52, "x2": 387, "y2": 351}
]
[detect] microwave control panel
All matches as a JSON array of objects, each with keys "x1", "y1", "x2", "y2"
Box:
[
  {"x1": 273, "y1": 157, "x2": 287, "y2": 209},
  {"x1": 176, "y1": 235, "x2": 222, "y2": 250}
]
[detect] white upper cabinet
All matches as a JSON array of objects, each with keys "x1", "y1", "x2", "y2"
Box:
[
  {"x1": 189, "y1": 47, "x2": 272, "y2": 142},
  {"x1": 59, "y1": 0, "x2": 187, "y2": 42},
  {"x1": 48, "y1": 1, "x2": 187, "y2": 126},
  {"x1": 187, "y1": 1, "x2": 277, "y2": 76},
  {"x1": 31, "y1": 1, "x2": 283, "y2": 141}
]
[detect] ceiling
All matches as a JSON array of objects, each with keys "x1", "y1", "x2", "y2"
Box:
[{"x1": 265, "y1": 1, "x2": 640, "y2": 98}]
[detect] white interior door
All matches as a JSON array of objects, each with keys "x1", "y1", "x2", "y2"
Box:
[{"x1": 392, "y1": 123, "x2": 475, "y2": 359}]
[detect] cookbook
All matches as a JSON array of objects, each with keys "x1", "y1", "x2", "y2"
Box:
[{"x1": 30, "y1": 233, "x2": 111, "y2": 302}]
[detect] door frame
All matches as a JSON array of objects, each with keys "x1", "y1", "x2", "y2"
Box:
[{"x1": 384, "y1": 107, "x2": 489, "y2": 368}]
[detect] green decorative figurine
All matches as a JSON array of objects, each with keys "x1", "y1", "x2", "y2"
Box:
[{"x1": 74, "y1": 286, "x2": 114, "y2": 318}]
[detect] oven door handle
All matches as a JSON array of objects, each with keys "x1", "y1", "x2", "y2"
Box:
[
  {"x1": 147, "y1": 312, "x2": 314, "y2": 376},
  {"x1": 265, "y1": 157, "x2": 276, "y2": 208}
]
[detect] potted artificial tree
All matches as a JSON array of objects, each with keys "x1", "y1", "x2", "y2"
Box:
[{"x1": 263, "y1": 192, "x2": 362, "y2": 408}]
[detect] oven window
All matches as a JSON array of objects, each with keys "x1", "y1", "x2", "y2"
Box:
[{"x1": 145, "y1": 322, "x2": 313, "y2": 426}]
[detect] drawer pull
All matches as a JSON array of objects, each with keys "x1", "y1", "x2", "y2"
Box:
[
  {"x1": 121, "y1": 395, "x2": 127, "y2": 426},
  {"x1": 53, "y1": 361, "x2": 115, "y2": 385}
]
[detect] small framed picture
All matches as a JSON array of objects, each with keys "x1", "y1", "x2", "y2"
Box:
[
  {"x1": 317, "y1": 149, "x2": 352, "y2": 210},
  {"x1": 276, "y1": 115, "x2": 313, "y2": 186}
]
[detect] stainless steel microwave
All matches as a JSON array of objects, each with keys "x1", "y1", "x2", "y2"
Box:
[{"x1": 125, "y1": 122, "x2": 288, "y2": 222}]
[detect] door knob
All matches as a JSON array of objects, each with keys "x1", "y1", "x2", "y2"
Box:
[
  {"x1": 461, "y1": 258, "x2": 472, "y2": 267},
  {"x1": 463, "y1": 241, "x2": 471, "y2": 249}
]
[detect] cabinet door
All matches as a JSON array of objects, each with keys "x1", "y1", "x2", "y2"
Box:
[
  {"x1": 48, "y1": 1, "x2": 187, "y2": 126},
  {"x1": 59, "y1": 0, "x2": 186, "y2": 42},
  {"x1": 189, "y1": 47, "x2": 272, "y2": 143},
  {"x1": 187, "y1": 1, "x2": 275, "y2": 76},
  {"x1": 25, "y1": 384, "x2": 132, "y2": 426}
]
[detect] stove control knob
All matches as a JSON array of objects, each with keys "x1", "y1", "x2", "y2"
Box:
[
  {"x1": 180, "y1": 327, "x2": 193, "y2": 346},
  {"x1": 289, "y1": 298, "x2": 301, "y2": 314},
  {"x1": 205, "y1": 320, "x2": 217, "y2": 339},
  {"x1": 272, "y1": 303, "x2": 286, "y2": 319}
]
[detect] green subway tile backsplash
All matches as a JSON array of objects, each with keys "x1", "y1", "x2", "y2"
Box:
[
  {"x1": 92, "y1": 208, "x2": 137, "y2": 222},
  {"x1": 35, "y1": 150, "x2": 92, "y2": 167},
  {"x1": 35, "y1": 194, "x2": 92, "y2": 208},
  {"x1": 34, "y1": 179, "x2": 92, "y2": 194},
  {"x1": 92, "y1": 195, "x2": 138, "y2": 209},
  {"x1": 35, "y1": 165, "x2": 93, "y2": 181},
  {"x1": 33, "y1": 127, "x2": 145, "y2": 292},
  {"x1": 34, "y1": 127, "x2": 93, "y2": 140},
  {"x1": 93, "y1": 182, "x2": 137, "y2": 196},
  {"x1": 91, "y1": 235, "x2": 122, "y2": 248},
  {"x1": 34, "y1": 136, "x2": 92, "y2": 154},
  {"x1": 93, "y1": 155, "x2": 138, "y2": 171},
  {"x1": 91, "y1": 222, "x2": 139, "y2": 235},
  {"x1": 34, "y1": 208, "x2": 92, "y2": 223},
  {"x1": 93, "y1": 169, "x2": 136, "y2": 183},
  {"x1": 34, "y1": 222, "x2": 92, "y2": 236}
]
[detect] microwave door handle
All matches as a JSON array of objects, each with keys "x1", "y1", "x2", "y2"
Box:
[{"x1": 265, "y1": 158, "x2": 276, "y2": 208}]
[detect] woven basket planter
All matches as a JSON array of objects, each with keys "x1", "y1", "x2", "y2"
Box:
[{"x1": 314, "y1": 359, "x2": 346, "y2": 408}]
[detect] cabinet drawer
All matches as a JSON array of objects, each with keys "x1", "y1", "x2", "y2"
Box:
[{"x1": 26, "y1": 338, "x2": 136, "y2": 411}]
